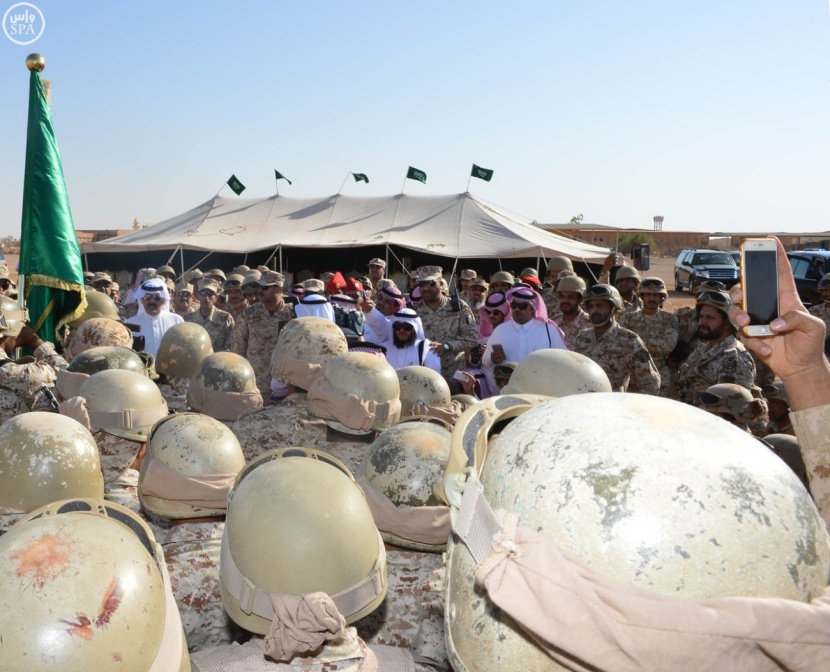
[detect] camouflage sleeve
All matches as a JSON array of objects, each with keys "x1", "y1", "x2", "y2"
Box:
[
  {"x1": 790, "y1": 405, "x2": 830, "y2": 530},
  {"x1": 34, "y1": 342, "x2": 68, "y2": 371},
  {"x1": 222, "y1": 314, "x2": 236, "y2": 352},
  {"x1": 445, "y1": 303, "x2": 478, "y2": 353},
  {"x1": 626, "y1": 336, "x2": 660, "y2": 395},
  {"x1": 649, "y1": 315, "x2": 679, "y2": 359},
  {"x1": 232, "y1": 312, "x2": 248, "y2": 356}
]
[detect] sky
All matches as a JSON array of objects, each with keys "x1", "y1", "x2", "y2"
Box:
[{"x1": 0, "y1": 1, "x2": 829, "y2": 237}]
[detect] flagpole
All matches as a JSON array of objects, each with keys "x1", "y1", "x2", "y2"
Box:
[
  {"x1": 466, "y1": 175, "x2": 472, "y2": 193},
  {"x1": 338, "y1": 173, "x2": 350, "y2": 194},
  {"x1": 400, "y1": 174, "x2": 407, "y2": 194}
]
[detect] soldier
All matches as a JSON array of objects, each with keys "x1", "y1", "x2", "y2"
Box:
[
  {"x1": 698, "y1": 382, "x2": 766, "y2": 433},
  {"x1": 187, "y1": 351, "x2": 263, "y2": 424},
  {"x1": 241, "y1": 271, "x2": 261, "y2": 306},
  {"x1": 465, "y1": 276, "x2": 488, "y2": 318},
  {"x1": 676, "y1": 291, "x2": 755, "y2": 406},
  {"x1": 184, "y1": 278, "x2": 235, "y2": 352},
  {"x1": 458, "y1": 268, "x2": 477, "y2": 302},
  {"x1": 488, "y1": 270, "x2": 514, "y2": 294},
  {"x1": 414, "y1": 266, "x2": 477, "y2": 377},
  {"x1": 138, "y1": 413, "x2": 247, "y2": 652},
  {"x1": 172, "y1": 281, "x2": 197, "y2": 316},
  {"x1": 621, "y1": 277, "x2": 679, "y2": 397},
  {"x1": 612, "y1": 264, "x2": 643, "y2": 315},
  {"x1": 572, "y1": 284, "x2": 660, "y2": 394},
  {"x1": 223, "y1": 273, "x2": 248, "y2": 319},
  {"x1": 157, "y1": 263, "x2": 178, "y2": 289},
  {"x1": 91, "y1": 271, "x2": 116, "y2": 297},
  {"x1": 541, "y1": 255, "x2": 573, "y2": 315},
  {"x1": 762, "y1": 381, "x2": 794, "y2": 435},
  {"x1": 367, "y1": 257, "x2": 386, "y2": 294},
  {"x1": 552, "y1": 274, "x2": 592, "y2": 346},
  {"x1": 233, "y1": 270, "x2": 295, "y2": 398}
]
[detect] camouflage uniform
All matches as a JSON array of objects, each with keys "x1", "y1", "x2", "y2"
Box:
[
  {"x1": 173, "y1": 304, "x2": 197, "y2": 317},
  {"x1": 0, "y1": 342, "x2": 67, "y2": 410},
  {"x1": 790, "y1": 404, "x2": 830, "y2": 528},
  {"x1": 415, "y1": 296, "x2": 477, "y2": 376},
  {"x1": 808, "y1": 302, "x2": 830, "y2": 330},
  {"x1": 233, "y1": 393, "x2": 369, "y2": 475},
  {"x1": 553, "y1": 309, "x2": 591, "y2": 348},
  {"x1": 752, "y1": 352, "x2": 775, "y2": 390},
  {"x1": 164, "y1": 521, "x2": 246, "y2": 652},
  {"x1": 355, "y1": 549, "x2": 446, "y2": 665},
  {"x1": 95, "y1": 430, "x2": 143, "y2": 515},
  {"x1": 158, "y1": 375, "x2": 191, "y2": 413},
  {"x1": 620, "y1": 309, "x2": 679, "y2": 397},
  {"x1": 184, "y1": 306, "x2": 236, "y2": 352},
  {"x1": 227, "y1": 301, "x2": 248, "y2": 321},
  {"x1": 234, "y1": 300, "x2": 295, "y2": 396},
  {"x1": 541, "y1": 287, "x2": 559, "y2": 320},
  {"x1": 572, "y1": 322, "x2": 660, "y2": 394},
  {"x1": 0, "y1": 384, "x2": 27, "y2": 426},
  {"x1": 674, "y1": 306, "x2": 698, "y2": 346},
  {"x1": 676, "y1": 334, "x2": 756, "y2": 406}
]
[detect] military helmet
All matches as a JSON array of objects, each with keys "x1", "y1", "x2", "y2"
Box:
[
  {"x1": 67, "y1": 290, "x2": 120, "y2": 329},
  {"x1": 695, "y1": 290, "x2": 732, "y2": 318},
  {"x1": 307, "y1": 352, "x2": 401, "y2": 433},
  {"x1": 67, "y1": 317, "x2": 133, "y2": 360},
  {"x1": 546, "y1": 256, "x2": 574, "y2": 273},
  {"x1": 693, "y1": 279, "x2": 728, "y2": 295},
  {"x1": 139, "y1": 413, "x2": 245, "y2": 519},
  {"x1": 614, "y1": 265, "x2": 641, "y2": 283},
  {"x1": 638, "y1": 276, "x2": 668, "y2": 296},
  {"x1": 444, "y1": 393, "x2": 829, "y2": 671},
  {"x1": 155, "y1": 322, "x2": 213, "y2": 378},
  {"x1": 220, "y1": 448, "x2": 387, "y2": 634},
  {"x1": 78, "y1": 369, "x2": 169, "y2": 442},
  {"x1": 818, "y1": 273, "x2": 830, "y2": 288},
  {"x1": 1, "y1": 499, "x2": 189, "y2": 671},
  {"x1": 67, "y1": 345, "x2": 147, "y2": 376},
  {"x1": 157, "y1": 264, "x2": 176, "y2": 277},
  {"x1": 0, "y1": 413, "x2": 104, "y2": 516},
  {"x1": 0, "y1": 295, "x2": 28, "y2": 322},
  {"x1": 187, "y1": 352, "x2": 261, "y2": 420},
  {"x1": 698, "y1": 383, "x2": 763, "y2": 422},
  {"x1": 582, "y1": 283, "x2": 623, "y2": 311},
  {"x1": 396, "y1": 365, "x2": 452, "y2": 417},
  {"x1": 501, "y1": 349, "x2": 612, "y2": 397},
  {"x1": 555, "y1": 274, "x2": 586, "y2": 295},
  {"x1": 270, "y1": 316, "x2": 348, "y2": 390},
  {"x1": 764, "y1": 434, "x2": 809, "y2": 491},
  {"x1": 362, "y1": 421, "x2": 452, "y2": 550}
]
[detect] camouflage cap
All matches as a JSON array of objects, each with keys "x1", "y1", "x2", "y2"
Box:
[
  {"x1": 417, "y1": 266, "x2": 443, "y2": 283},
  {"x1": 174, "y1": 281, "x2": 194, "y2": 294},
  {"x1": 258, "y1": 270, "x2": 285, "y2": 287},
  {"x1": 469, "y1": 277, "x2": 488, "y2": 289},
  {"x1": 91, "y1": 272, "x2": 112, "y2": 284},
  {"x1": 460, "y1": 269, "x2": 477, "y2": 280},
  {"x1": 368, "y1": 258, "x2": 386, "y2": 269},
  {"x1": 198, "y1": 278, "x2": 221, "y2": 294},
  {"x1": 302, "y1": 278, "x2": 325, "y2": 293}
]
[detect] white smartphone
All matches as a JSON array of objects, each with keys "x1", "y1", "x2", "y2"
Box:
[
  {"x1": 740, "y1": 238, "x2": 779, "y2": 337},
  {"x1": 452, "y1": 370, "x2": 468, "y2": 382}
]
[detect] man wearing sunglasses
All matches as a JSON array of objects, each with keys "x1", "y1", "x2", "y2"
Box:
[
  {"x1": 382, "y1": 309, "x2": 441, "y2": 372},
  {"x1": 184, "y1": 278, "x2": 236, "y2": 352},
  {"x1": 676, "y1": 291, "x2": 755, "y2": 406},
  {"x1": 130, "y1": 278, "x2": 185, "y2": 358},
  {"x1": 413, "y1": 266, "x2": 477, "y2": 377},
  {"x1": 172, "y1": 282, "x2": 197, "y2": 316},
  {"x1": 0, "y1": 266, "x2": 15, "y2": 296}
]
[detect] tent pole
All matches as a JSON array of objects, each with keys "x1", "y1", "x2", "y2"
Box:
[
  {"x1": 83, "y1": 253, "x2": 89, "y2": 272},
  {"x1": 279, "y1": 246, "x2": 283, "y2": 273},
  {"x1": 179, "y1": 245, "x2": 185, "y2": 280}
]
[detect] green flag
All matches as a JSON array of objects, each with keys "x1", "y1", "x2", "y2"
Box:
[
  {"x1": 353, "y1": 173, "x2": 369, "y2": 183},
  {"x1": 19, "y1": 68, "x2": 85, "y2": 344},
  {"x1": 227, "y1": 174, "x2": 246, "y2": 195},
  {"x1": 274, "y1": 169, "x2": 293, "y2": 185},
  {"x1": 471, "y1": 164, "x2": 494, "y2": 182},
  {"x1": 406, "y1": 166, "x2": 427, "y2": 184}
]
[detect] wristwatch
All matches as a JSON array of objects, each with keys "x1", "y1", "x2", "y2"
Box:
[{"x1": 442, "y1": 342, "x2": 450, "y2": 352}]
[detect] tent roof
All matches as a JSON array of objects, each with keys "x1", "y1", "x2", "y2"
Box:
[{"x1": 82, "y1": 192, "x2": 610, "y2": 261}]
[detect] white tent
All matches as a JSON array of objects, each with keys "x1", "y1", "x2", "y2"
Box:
[{"x1": 82, "y1": 192, "x2": 610, "y2": 261}]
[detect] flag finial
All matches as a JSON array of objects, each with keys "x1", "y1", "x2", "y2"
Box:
[{"x1": 26, "y1": 53, "x2": 45, "y2": 72}]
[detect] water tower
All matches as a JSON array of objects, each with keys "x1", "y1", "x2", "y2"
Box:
[{"x1": 653, "y1": 216, "x2": 664, "y2": 231}]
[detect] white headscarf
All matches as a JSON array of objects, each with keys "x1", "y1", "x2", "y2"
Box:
[
  {"x1": 295, "y1": 294, "x2": 335, "y2": 322},
  {"x1": 391, "y1": 308, "x2": 425, "y2": 340},
  {"x1": 135, "y1": 278, "x2": 171, "y2": 316}
]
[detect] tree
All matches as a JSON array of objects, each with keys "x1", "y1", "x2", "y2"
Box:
[{"x1": 569, "y1": 214, "x2": 584, "y2": 226}]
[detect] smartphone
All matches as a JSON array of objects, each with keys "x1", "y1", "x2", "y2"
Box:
[
  {"x1": 492, "y1": 343, "x2": 505, "y2": 355},
  {"x1": 741, "y1": 238, "x2": 779, "y2": 337}
]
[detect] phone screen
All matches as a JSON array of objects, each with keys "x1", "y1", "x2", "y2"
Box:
[{"x1": 744, "y1": 250, "x2": 778, "y2": 325}]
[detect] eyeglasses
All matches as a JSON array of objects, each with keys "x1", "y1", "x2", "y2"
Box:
[
  {"x1": 142, "y1": 293, "x2": 162, "y2": 301},
  {"x1": 176, "y1": 292, "x2": 192, "y2": 298},
  {"x1": 200, "y1": 291, "x2": 217, "y2": 298},
  {"x1": 417, "y1": 280, "x2": 438, "y2": 288},
  {"x1": 393, "y1": 322, "x2": 415, "y2": 332},
  {"x1": 510, "y1": 301, "x2": 532, "y2": 311},
  {"x1": 484, "y1": 308, "x2": 504, "y2": 316}
]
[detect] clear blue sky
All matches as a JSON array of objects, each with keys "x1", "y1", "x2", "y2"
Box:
[{"x1": 1, "y1": 0, "x2": 828, "y2": 236}]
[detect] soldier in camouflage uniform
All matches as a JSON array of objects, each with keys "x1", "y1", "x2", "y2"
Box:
[
  {"x1": 572, "y1": 284, "x2": 660, "y2": 394},
  {"x1": 540, "y1": 256, "x2": 573, "y2": 317},
  {"x1": 172, "y1": 281, "x2": 197, "y2": 316},
  {"x1": 413, "y1": 266, "x2": 477, "y2": 377},
  {"x1": 234, "y1": 270, "x2": 295, "y2": 397},
  {"x1": 184, "y1": 278, "x2": 236, "y2": 351},
  {"x1": 138, "y1": 413, "x2": 247, "y2": 652},
  {"x1": 676, "y1": 291, "x2": 755, "y2": 406},
  {"x1": 620, "y1": 277, "x2": 679, "y2": 397},
  {"x1": 551, "y1": 274, "x2": 592, "y2": 346},
  {"x1": 223, "y1": 273, "x2": 248, "y2": 320}
]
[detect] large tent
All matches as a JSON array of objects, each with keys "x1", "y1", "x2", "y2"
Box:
[{"x1": 82, "y1": 192, "x2": 610, "y2": 266}]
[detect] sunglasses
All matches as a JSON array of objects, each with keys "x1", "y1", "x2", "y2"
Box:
[
  {"x1": 418, "y1": 280, "x2": 438, "y2": 288},
  {"x1": 176, "y1": 291, "x2": 192, "y2": 298},
  {"x1": 200, "y1": 291, "x2": 217, "y2": 298},
  {"x1": 510, "y1": 301, "x2": 532, "y2": 310},
  {"x1": 484, "y1": 308, "x2": 504, "y2": 316},
  {"x1": 142, "y1": 293, "x2": 162, "y2": 301},
  {"x1": 393, "y1": 322, "x2": 415, "y2": 332}
]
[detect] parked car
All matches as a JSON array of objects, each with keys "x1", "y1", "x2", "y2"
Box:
[
  {"x1": 674, "y1": 249, "x2": 739, "y2": 293},
  {"x1": 786, "y1": 250, "x2": 830, "y2": 308},
  {"x1": 729, "y1": 251, "x2": 741, "y2": 267}
]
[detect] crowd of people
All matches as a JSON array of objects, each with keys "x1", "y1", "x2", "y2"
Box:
[{"x1": 0, "y1": 238, "x2": 829, "y2": 670}]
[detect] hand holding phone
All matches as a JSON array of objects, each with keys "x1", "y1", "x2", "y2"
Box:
[
  {"x1": 741, "y1": 238, "x2": 779, "y2": 337},
  {"x1": 491, "y1": 343, "x2": 506, "y2": 364}
]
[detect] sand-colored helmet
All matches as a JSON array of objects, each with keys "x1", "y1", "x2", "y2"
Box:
[
  {"x1": 67, "y1": 290, "x2": 120, "y2": 328},
  {"x1": 444, "y1": 393, "x2": 829, "y2": 672},
  {"x1": 270, "y1": 316, "x2": 348, "y2": 391},
  {"x1": 501, "y1": 349, "x2": 612, "y2": 397},
  {"x1": 220, "y1": 448, "x2": 387, "y2": 634},
  {"x1": 582, "y1": 283, "x2": 623, "y2": 311},
  {"x1": 699, "y1": 383, "x2": 764, "y2": 422},
  {"x1": 451, "y1": 394, "x2": 479, "y2": 411},
  {"x1": 361, "y1": 421, "x2": 452, "y2": 551},
  {"x1": 638, "y1": 276, "x2": 668, "y2": 296},
  {"x1": 78, "y1": 369, "x2": 169, "y2": 442},
  {"x1": 0, "y1": 413, "x2": 103, "y2": 516},
  {"x1": 307, "y1": 352, "x2": 401, "y2": 433},
  {"x1": 139, "y1": 413, "x2": 245, "y2": 519},
  {"x1": 67, "y1": 317, "x2": 133, "y2": 360},
  {"x1": 546, "y1": 256, "x2": 573, "y2": 273},
  {"x1": 764, "y1": 434, "x2": 809, "y2": 492},
  {"x1": 67, "y1": 345, "x2": 147, "y2": 376},
  {"x1": 156, "y1": 322, "x2": 214, "y2": 378},
  {"x1": 396, "y1": 365, "x2": 452, "y2": 417},
  {"x1": 614, "y1": 264, "x2": 641, "y2": 284},
  {"x1": 187, "y1": 352, "x2": 261, "y2": 420},
  {"x1": 555, "y1": 274, "x2": 586, "y2": 295},
  {"x1": 695, "y1": 290, "x2": 732, "y2": 318},
  {"x1": 157, "y1": 264, "x2": 176, "y2": 277},
  {"x1": 0, "y1": 294, "x2": 28, "y2": 322},
  {"x1": 0, "y1": 498, "x2": 189, "y2": 671}
]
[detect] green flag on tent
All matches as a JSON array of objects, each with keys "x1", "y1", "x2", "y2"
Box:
[
  {"x1": 406, "y1": 166, "x2": 427, "y2": 184},
  {"x1": 227, "y1": 174, "x2": 246, "y2": 195},
  {"x1": 19, "y1": 68, "x2": 85, "y2": 345},
  {"x1": 353, "y1": 173, "x2": 369, "y2": 183},
  {"x1": 274, "y1": 169, "x2": 293, "y2": 185},
  {"x1": 471, "y1": 164, "x2": 494, "y2": 182}
]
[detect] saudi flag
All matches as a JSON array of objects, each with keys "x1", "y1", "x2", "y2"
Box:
[
  {"x1": 227, "y1": 174, "x2": 246, "y2": 195},
  {"x1": 353, "y1": 173, "x2": 369, "y2": 183},
  {"x1": 471, "y1": 164, "x2": 494, "y2": 182},
  {"x1": 19, "y1": 67, "x2": 85, "y2": 345},
  {"x1": 274, "y1": 169, "x2": 293, "y2": 185},
  {"x1": 406, "y1": 166, "x2": 427, "y2": 184}
]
